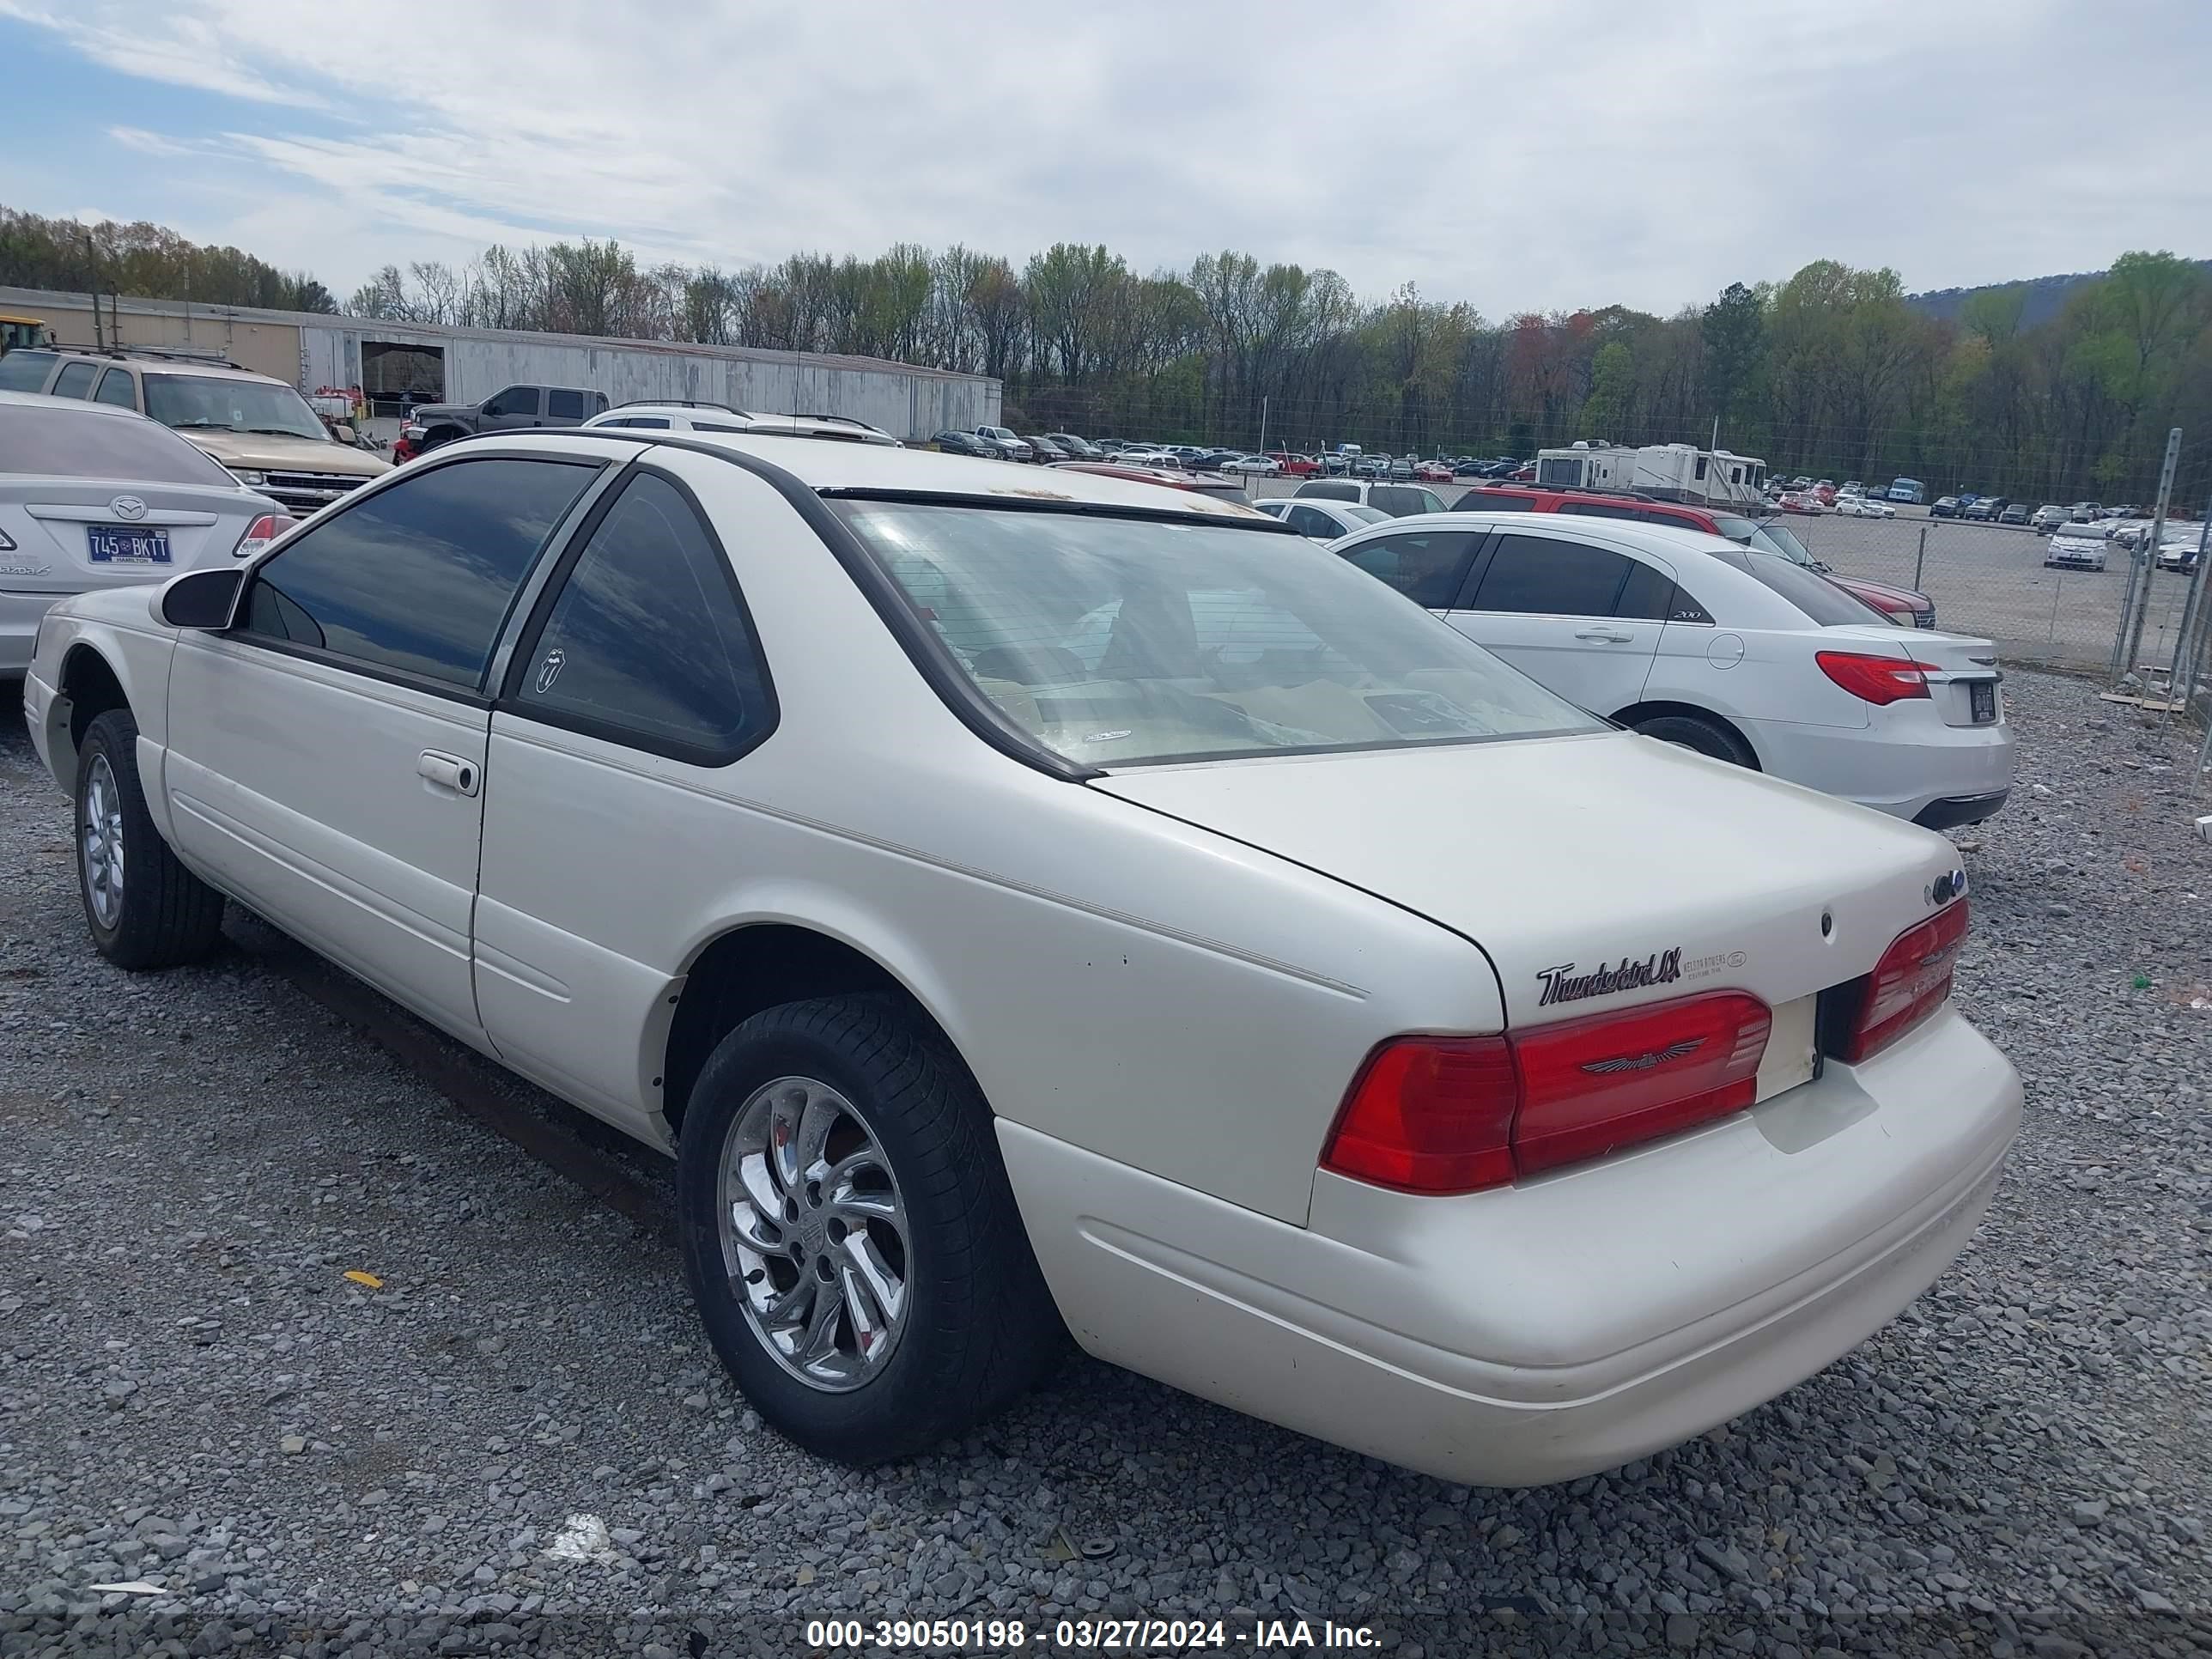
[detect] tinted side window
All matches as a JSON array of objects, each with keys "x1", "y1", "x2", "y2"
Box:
[
  {"x1": 1298, "y1": 481, "x2": 1357, "y2": 502},
  {"x1": 1740, "y1": 554, "x2": 1887, "y2": 626},
  {"x1": 511, "y1": 472, "x2": 774, "y2": 762},
  {"x1": 51, "y1": 361, "x2": 99, "y2": 398},
  {"x1": 1368, "y1": 486, "x2": 1432, "y2": 517},
  {"x1": 1288, "y1": 505, "x2": 1341, "y2": 538},
  {"x1": 483, "y1": 386, "x2": 539, "y2": 417},
  {"x1": 93, "y1": 369, "x2": 139, "y2": 409},
  {"x1": 1615, "y1": 561, "x2": 1679, "y2": 621},
  {"x1": 0, "y1": 350, "x2": 58, "y2": 392},
  {"x1": 240, "y1": 458, "x2": 597, "y2": 689},
  {"x1": 1338, "y1": 531, "x2": 1480, "y2": 609},
  {"x1": 1461, "y1": 491, "x2": 1536, "y2": 511},
  {"x1": 545, "y1": 389, "x2": 587, "y2": 420},
  {"x1": 1559, "y1": 500, "x2": 1649, "y2": 521},
  {"x1": 1473, "y1": 534, "x2": 1632, "y2": 617}
]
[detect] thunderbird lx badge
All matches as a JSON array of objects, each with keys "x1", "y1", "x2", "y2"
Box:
[{"x1": 1536, "y1": 947, "x2": 1682, "y2": 1007}]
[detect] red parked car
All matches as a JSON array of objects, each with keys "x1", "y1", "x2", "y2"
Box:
[
  {"x1": 1413, "y1": 459, "x2": 1453, "y2": 483},
  {"x1": 1453, "y1": 483, "x2": 1936, "y2": 629},
  {"x1": 1264, "y1": 451, "x2": 1321, "y2": 476}
]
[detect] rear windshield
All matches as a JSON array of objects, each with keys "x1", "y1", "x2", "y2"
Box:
[
  {"x1": 833, "y1": 501, "x2": 1601, "y2": 768},
  {"x1": 0, "y1": 402, "x2": 240, "y2": 485},
  {"x1": 1343, "y1": 505, "x2": 1390, "y2": 525},
  {"x1": 1297, "y1": 481, "x2": 1358, "y2": 501},
  {"x1": 0, "y1": 350, "x2": 58, "y2": 392},
  {"x1": 1740, "y1": 551, "x2": 1890, "y2": 626}
]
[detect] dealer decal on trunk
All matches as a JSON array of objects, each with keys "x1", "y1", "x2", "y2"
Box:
[{"x1": 1535, "y1": 948, "x2": 1683, "y2": 1007}]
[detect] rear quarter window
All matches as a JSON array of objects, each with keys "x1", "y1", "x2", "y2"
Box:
[{"x1": 1741, "y1": 554, "x2": 1889, "y2": 625}]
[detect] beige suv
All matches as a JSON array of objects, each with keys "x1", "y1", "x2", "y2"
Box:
[{"x1": 11, "y1": 349, "x2": 390, "y2": 516}]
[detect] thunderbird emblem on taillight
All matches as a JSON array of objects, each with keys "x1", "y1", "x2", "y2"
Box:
[{"x1": 1579, "y1": 1037, "x2": 1705, "y2": 1074}]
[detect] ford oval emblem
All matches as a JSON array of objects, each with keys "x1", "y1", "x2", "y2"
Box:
[{"x1": 111, "y1": 496, "x2": 149, "y2": 521}]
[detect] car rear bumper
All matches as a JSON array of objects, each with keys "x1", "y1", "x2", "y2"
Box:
[
  {"x1": 1004, "y1": 1006, "x2": 2017, "y2": 1486},
  {"x1": 1913, "y1": 789, "x2": 2010, "y2": 830},
  {"x1": 1742, "y1": 708, "x2": 2013, "y2": 822}
]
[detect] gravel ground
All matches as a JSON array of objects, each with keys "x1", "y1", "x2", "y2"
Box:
[{"x1": 3, "y1": 672, "x2": 2209, "y2": 1659}]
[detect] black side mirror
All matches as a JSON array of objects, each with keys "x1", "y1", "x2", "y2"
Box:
[{"x1": 159, "y1": 567, "x2": 244, "y2": 629}]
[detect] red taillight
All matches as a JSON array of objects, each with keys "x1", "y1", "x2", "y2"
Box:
[
  {"x1": 233, "y1": 513, "x2": 295, "y2": 559},
  {"x1": 1510, "y1": 993, "x2": 1771, "y2": 1178},
  {"x1": 1845, "y1": 899, "x2": 1968, "y2": 1062},
  {"x1": 1325, "y1": 1037, "x2": 1518, "y2": 1194},
  {"x1": 1816, "y1": 649, "x2": 1937, "y2": 704},
  {"x1": 1322, "y1": 991, "x2": 1772, "y2": 1195}
]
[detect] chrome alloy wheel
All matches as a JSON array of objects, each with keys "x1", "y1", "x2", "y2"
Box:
[
  {"x1": 82, "y1": 754, "x2": 125, "y2": 929},
  {"x1": 716, "y1": 1075, "x2": 911, "y2": 1391}
]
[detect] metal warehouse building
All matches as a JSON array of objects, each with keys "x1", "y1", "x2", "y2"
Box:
[{"x1": 0, "y1": 284, "x2": 1002, "y2": 440}]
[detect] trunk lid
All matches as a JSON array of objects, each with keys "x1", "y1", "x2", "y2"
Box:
[
  {"x1": 1838, "y1": 625, "x2": 2003, "y2": 728},
  {"x1": 0, "y1": 477, "x2": 270, "y2": 594},
  {"x1": 1092, "y1": 731, "x2": 1963, "y2": 1029}
]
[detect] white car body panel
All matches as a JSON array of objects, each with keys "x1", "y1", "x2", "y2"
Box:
[
  {"x1": 1096, "y1": 731, "x2": 1960, "y2": 1028},
  {"x1": 21, "y1": 432, "x2": 2021, "y2": 1484},
  {"x1": 1330, "y1": 513, "x2": 2012, "y2": 824},
  {"x1": 165, "y1": 635, "x2": 495, "y2": 1044},
  {"x1": 1006, "y1": 1002, "x2": 2016, "y2": 1485}
]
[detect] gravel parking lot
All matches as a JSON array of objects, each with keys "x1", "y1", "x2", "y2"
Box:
[{"x1": 3, "y1": 676, "x2": 2210, "y2": 1657}]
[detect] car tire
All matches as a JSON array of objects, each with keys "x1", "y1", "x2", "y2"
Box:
[
  {"x1": 74, "y1": 708, "x2": 227, "y2": 970},
  {"x1": 676, "y1": 994, "x2": 1061, "y2": 1464},
  {"x1": 1632, "y1": 713, "x2": 1758, "y2": 769}
]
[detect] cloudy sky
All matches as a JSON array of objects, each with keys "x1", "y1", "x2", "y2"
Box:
[{"x1": 2, "y1": 0, "x2": 2204, "y2": 317}]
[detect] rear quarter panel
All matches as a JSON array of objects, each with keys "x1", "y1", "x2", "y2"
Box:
[{"x1": 567, "y1": 450, "x2": 1502, "y2": 1224}]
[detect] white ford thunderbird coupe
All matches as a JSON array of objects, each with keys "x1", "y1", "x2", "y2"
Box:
[{"x1": 22, "y1": 431, "x2": 2021, "y2": 1485}]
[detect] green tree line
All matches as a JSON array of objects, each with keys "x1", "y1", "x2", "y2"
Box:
[
  {"x1": 6, "y1": 201, "x2": 2207, "y2": 500},
  {"x1": 0, "y1": 206, "x2": 334, "y2": 316},
  {"x1": 339, "y1": 240, "x2": 2212, "y2": 501}
]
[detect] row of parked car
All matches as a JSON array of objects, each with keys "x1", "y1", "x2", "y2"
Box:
[{"x1": 15, "y1": 386, "x2": 2017, "y2": 1492}]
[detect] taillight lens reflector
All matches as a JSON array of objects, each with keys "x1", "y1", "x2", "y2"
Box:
[
  {"x1": 1510, "y1": 992, "x2": 1771, "y2": 1178},
  {"x1": 1322, "y1": 990, "x2": 1774, "y2": 1196},
  {"x1": 234, "y1": 513, "x2": 295, "y2": 559},
  {"x1": 1816, "y1": 649, "x2": 1937, "y2": 704},
  {"x1": 1845, "y1": 899, "x2": 1968, "y2": 1062}
]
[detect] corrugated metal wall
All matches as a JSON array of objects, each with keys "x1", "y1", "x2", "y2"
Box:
[
  {"x1": 300, "y1": 327, "x2": 1000, "y2": 438},
  {"x1": 0, "y1": 287, "x2": 1000, "y2": 441}
]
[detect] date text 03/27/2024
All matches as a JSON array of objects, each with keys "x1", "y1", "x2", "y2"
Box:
[{"x1": 805, "y1": 1616, "x2": 1382, "y2": 1650}]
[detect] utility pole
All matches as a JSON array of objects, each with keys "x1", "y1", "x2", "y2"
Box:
[{"x1": 1257, "y1": 396, "x2": 1268, "y2": 456}]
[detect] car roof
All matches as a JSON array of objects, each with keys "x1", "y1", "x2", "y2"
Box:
[
  {"x1": 1360, "y1": 509, "x2": 1747, "y2": 562},
  {"x1": 587, "y1": 407, "x2": 896, "y2": 444},
  {"x1": 519, "y1": 428, "x2": 1279, "y2": 522},
  {"x1": 0, "y1": 386, "x2": 158, "y2": 420},
  {"x1": 46, "y1": 349, "x2": 283, "y2": 385}
]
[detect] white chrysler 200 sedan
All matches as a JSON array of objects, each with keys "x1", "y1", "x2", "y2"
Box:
[{"x1": 21, "y1": 431, "x2": 2021, "y2": 1486}]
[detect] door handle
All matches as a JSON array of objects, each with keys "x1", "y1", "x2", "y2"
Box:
[
  {"x1": 1574, "y1": 629, "x2": 1635, "y2": 643},
  {"x1": 417, "y1": 750, "x2": 480, "y2": 797}
]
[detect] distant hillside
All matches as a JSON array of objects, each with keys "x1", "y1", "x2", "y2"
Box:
[{"x1": 1909, "y1": 261, "x2": 2212, "y2": 330}]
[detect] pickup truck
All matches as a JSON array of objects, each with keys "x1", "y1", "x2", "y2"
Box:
[
  {"x1": 397, "y1": 384, "x2": 611, "y2": 459},
  {"x1": 974, "y1": 424, "x2": 1034, "y2": 462}
]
